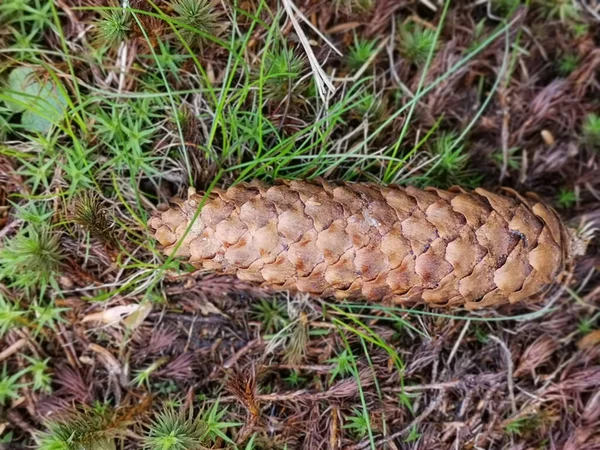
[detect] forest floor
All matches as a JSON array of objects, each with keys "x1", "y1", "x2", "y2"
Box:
[{"x1": 1, "y1": 0, "x2": 600, "y2": 449}]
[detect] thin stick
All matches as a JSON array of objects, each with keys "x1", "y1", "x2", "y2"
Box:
[
  {"x1": 448, "y1": 319, "x2": 471, "y2": 366},
  {"x1": 0, "y1": 338, "x2": 28, "y2": 363},
  {"x1": 388, "y1": 380, "x2": 460, "y2": 392}
]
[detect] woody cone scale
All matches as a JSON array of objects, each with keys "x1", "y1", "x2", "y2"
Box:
[{"x1": 149, "y1": 180, "x2": 577, "y2": 310}]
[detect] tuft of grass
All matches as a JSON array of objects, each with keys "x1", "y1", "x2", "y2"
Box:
[
  {"x1": 89, "y1": 98, "x2": 164, "y2": 184},
  {"x1": 283, "y1": 370, "x2": 306, "y2": 388},
  {"x1": 346, "y1": 37, "x2": 378, "y2": 71},
  {"x1": 582, "y1": 113, "x2": 600, "y2": 149},
  {"x1": 0, "y1": 224, "x2": 63, "y2": 295},
  {"x1": 95, "y1": 9, "x2": 132, "y2": 47},
  {"x1": 12, "y1": 147, "x2": 56, "y2": 194},
  {"x1": 327, "y1": 348, "x2": 354, "y2": 384},
  {"x1": 0, "y1": 0, "x2": 53, "y2": 58},
  {"x1": 13, "y1": 202, "x2": 53, "y2": 226},
  {"x1": 0, "y1": 364, "x2": 27, "y2": 405},
  {"x1": 23, "y1": 355, "x2": 52, "y2": 393},
  {"x1": 262, "y1": 44, "x2": 305, "y2": 101},
  {"x1": 504, "y1": 413, "x2": 545, "y2": 438},
  {"x1": 577, "y1": 313, "x2": 599, "y2": 335},
  {"x1": 557, "y1": 53, "x2": 579, "y2": 76},
  {"x1": 37, "y1": 406, "x2": 120, "y2": 450},
  {"x1": 397, "y1": 389, "x2": 417, "y2": 415},
  {"x1": 32, "y1": 303, "x2": 68, "y2": 334},
  {"x1": 0, "y1": 293, "x2": 25, "y2": 337},
  {"x1": 422, "y1": 132, "x2": 474, "y2": 187},
  {"x1": 491, "y1": 147, "x2": 521, "y2": 170},
  {"x1": 556, "y1": 187, "x2": 577, "y2": 209},
  {"x1": 570, "y1": 22, "x2": 589, "y2": 38},
  {"x1": 492, "y1": 0, "x2": 522, "y2": 16},
  {"x1": 474, "y1": 326, "x2": 490, "y2": 344},
  {"x1": 133, "y1": 358, "x2": 168, "y2": 388},
  {"x1": 72, "y1": 191, "x2": 114, "y2": 244},
  {"x1": 169, "y1": 0, "x2": 222, "y2": 50},
  {"x1": 352, "y1": 88, "x2": 384, "y2": 120},
  {"x1": 404, "y1": 424, "x2": 422, "y2": 443},
  {"x1": 536, "y1": 0, "x2": 581, "y2": 22},
  {"x1": 397, "y1": 22, "x2": 438, "y2": 65},
  {"x1": 252, "y1": 298, "x2": 289, "y2": 334},
  {"x1": 144, "y1": 402, "x2": 239, "y2": 449},
  {"x1": 144, "y1": 407, "x2": 204, "y2": 450},
  {"x1": 343, "y1": 407, "x2": 371, "y2": 439},
  {"x1": 200, "y1": 402, "x2": 243, "y2": 445}
]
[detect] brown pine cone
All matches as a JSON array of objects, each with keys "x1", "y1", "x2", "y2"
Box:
[{"x1": 148, "y1": 180, "x2": 579, "y2": 309}]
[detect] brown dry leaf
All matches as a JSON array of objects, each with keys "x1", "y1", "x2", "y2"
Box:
[{"x1": 577, "y1": 330, "x2": 600, "y2": 350}]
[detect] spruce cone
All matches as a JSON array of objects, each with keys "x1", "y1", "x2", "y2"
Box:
[{"x1": 149, "y1": 180, "x2": 577, "y2": 309}]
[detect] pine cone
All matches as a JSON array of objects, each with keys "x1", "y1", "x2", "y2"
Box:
[{"x1": 149, "y1": 180, "x2": 577, "y2": 309}]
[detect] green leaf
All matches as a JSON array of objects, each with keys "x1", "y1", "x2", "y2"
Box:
[
  {"x1": 3, "y1": 67, "x2": 68, "y2": 133},
  {"x1": 5, "y1": 67, "x2": 39, "y2": 113},
  {"x1": 22, "y1": 109, "x2": 55, "y2": 133}
]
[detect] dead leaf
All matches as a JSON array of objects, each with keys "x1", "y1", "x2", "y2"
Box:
[
  {"x1": 82, "y1": 304, "x2": 150, "y2": 327},
  {"x1": 123, "y1": 302, "x2": 152, "y2": 330},
  {"x1": 197, "y1": 299, "x2": 226, "y2": 317},
  {"x1": 326, "y1": 22, "x2": 361, "y2": 34}
]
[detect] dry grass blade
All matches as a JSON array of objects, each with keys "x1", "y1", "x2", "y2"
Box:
[{"x1": 281, "y1": 0, "x2": 336, "y2": 102}]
